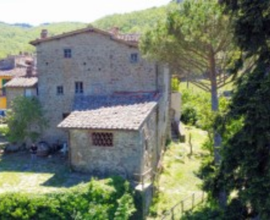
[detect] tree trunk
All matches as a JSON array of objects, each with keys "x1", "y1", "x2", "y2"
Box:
[
  {"x1": 210, "y1": 79, "x2": 221, "y2": 164},
  {"x1": 209, "y1": 49, "x2": 227, "y2": 208}
]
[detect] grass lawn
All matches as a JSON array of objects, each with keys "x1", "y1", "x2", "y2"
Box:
[
  {"x1": 0, "y1": 150, "x2": 92, "y2": 194},
  {"x1": 149, "y1": 125, "x2": 208, "y2": 219}
]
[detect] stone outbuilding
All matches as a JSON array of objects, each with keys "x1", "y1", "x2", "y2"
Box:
[{"x1": 58, "y1": 93, "x2": 160, "y2": 179}]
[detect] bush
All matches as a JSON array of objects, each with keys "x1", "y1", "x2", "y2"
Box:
[
  {"x1": 0, "y1": 177, "x2": 135, "y2": 220},
  {"x1": 181, "y1": 104, "x2": 198, "y2": 125},
  {"x1": 171, "y1": 77, "x2": 180, "y2": 92},
  {"x1": 0, "y1": 125, "x2": 9, "y2": 137}
]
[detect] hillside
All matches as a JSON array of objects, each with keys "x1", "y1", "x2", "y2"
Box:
[
  {"x1": 92, "y1": 6, "x2": 168, "y2": 33},
  {"x1": 0, "y1": 22, "x2": 86, "y2": 58},
  {"x1": 0, "y1": 4, "x2": 173, "y2": 59}
]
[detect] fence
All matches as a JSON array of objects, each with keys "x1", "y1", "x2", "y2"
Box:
[{"x1": 161, "y1": 191, "x2": 206, "y2": 220}]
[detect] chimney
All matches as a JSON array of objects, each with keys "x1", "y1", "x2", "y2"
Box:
[
  {"x1": 40, "y1": 29, "x2": 48, "y2": 39},
  {"x1": 26, "y1": 66, "x2": 33, "y2": 77},
  {"x1": 110, "y1": 27, "x2": 119, "y2": 36}
]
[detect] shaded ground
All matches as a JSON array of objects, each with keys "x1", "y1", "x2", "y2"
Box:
[{"x1": 0, "y1": 150, "x2": 92, "y2": 194}]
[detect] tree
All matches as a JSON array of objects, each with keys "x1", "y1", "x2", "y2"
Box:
[
  {"x1": 215, "y1": 1, "x2": 270, "y2": 218},
  {"x1": 140, "y1": 0, "x2": 236, "y2": 162},
  {"x1": 6, "y1": 96, "x2": 47, "y2": 144},
  {"x1": 140, "y1": 0, "x2": 237, "y2": 207}
]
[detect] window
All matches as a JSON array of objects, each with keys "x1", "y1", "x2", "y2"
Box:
[
  {"x1": 57, "y1": 86, "x2": 64, "y2": 95},
  {"x1": 92, "y1": 132, "x2": 113, "y2": 147},
  {"x1": 75, "y1": 82, "x2": 83, "y2": 94},
  {"x1": 25, "y1": 89, "x2": 32, "y2": 97},
  {"x1": 130, "y1": 53, "x2": 138, "y2": 63},
  {"x1": 1, "y1": 79, "x2": 10, "y2": 96},
  {"x1": 64, "y1": 48, "x2": 72, "y2": 58}
]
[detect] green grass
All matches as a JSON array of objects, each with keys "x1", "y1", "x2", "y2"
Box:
[
  {"x1": 148, "y1": 125, "x2": 208, "y2": 219},
  {"x1": 179, "y1": 78, "x2": 235, "y2": 94},
  {"x1": 0, "y1": 151, "x2": 92, "y2": 194}
]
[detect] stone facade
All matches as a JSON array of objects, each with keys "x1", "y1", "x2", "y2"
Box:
[
  {"x1": 6, "y1": 87, "x2": 37, "y2": 108},
  {"x1": 30, "y1": 27, "x2": 171, "y2": 181},
  {"x1": 69, "y1": 129, "x2": 142, "y2": 178},
  {"x1": 35, "y1": 31, "x2": 157, "y2": 143}
]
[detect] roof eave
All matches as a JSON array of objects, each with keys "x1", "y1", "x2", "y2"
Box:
[{"x1": 29, "y1": 26, "x2": 138, "y2": 48}]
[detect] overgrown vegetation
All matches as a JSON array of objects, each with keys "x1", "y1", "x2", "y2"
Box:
[
  {"x1": 180, "y1": 85, "x2": 230, "y2": 130},
  {"x1": 182, "y1": 0, "x2": 270, "y2": 219},
  {"x1": 148, "y1": 127, "x2": 207, "y2": 218},
  {"x1": 0, "y1": 177, "x2": 135, "y2": 220},
  {"x1": 6, "y1": 96, "x2": 47, "y2": 143},
  {"x1": 171, "y1": 77, "x2": 180, "y2": 92}
]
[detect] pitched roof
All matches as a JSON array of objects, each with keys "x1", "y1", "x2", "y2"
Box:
[
  {"x1": 5, "y1": 77, "x2": 38, "y2": 88},
  {"x1": 30, "y1": 26, "x2": 139, "y2": 47},
  {"x1": 0, "y1": 68, "x2": 27, "y2": 77},
  {"x1": 58, "y1": 93, "x2": 159, "y2": 130}
]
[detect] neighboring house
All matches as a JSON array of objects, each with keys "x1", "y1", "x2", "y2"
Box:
[
  {"x1": 28, "y1": 26, "x2": 170, "y2": 180},
  {"x1": 5, "y1": 75, "x2": 38, "y2": 108},
  {"x1": 0, "y1": 53, "x2": 34, "y2": 110}
]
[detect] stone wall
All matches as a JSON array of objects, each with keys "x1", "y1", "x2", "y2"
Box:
[
  {"x1": 36, "y1": 31, "x2": 157, "y2": 143},
  {"x1": 140, "y1": 109, "x2": 157, "y2": 175},
  {"x1": 6, "y1": 88, "x2": 24, "y2": 108},
  {"x1": 69, "y1": 129, "x2": 143, "y2": 178},
  {"x1": 6, "y1": 87, "x2": 37, "y2": 108},
  {"x1": 156, "y1": 65, "x2": 170, "y2": 160}
]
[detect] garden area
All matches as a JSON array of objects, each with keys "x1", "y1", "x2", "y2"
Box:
[
  {"x1": 148, "y1": 126, "x2": 208, "y2": 219},
  {"x1": 0, "y1": 150, "x2": 136, "y2": 219},
  {"x1": 0, "y1": 150, "x2": 91, "y2": 194}
]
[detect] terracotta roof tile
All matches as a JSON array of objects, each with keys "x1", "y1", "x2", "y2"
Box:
[
  {"x1": 58, "y1": 93, "x2": 159, "y2": 130},
  {"x1": 5, "y1": 77, "x2": 38, "y2": 88},
  {"x1": 0, "y1": 68, "x2": 27, "y2": 77}
]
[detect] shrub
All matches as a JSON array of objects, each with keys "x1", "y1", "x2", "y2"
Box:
[
  {"x1": 0, "y1": 125, "x2": 9, "y2": 137},
  {"x1": 6, "y1": 96, "x2": 48, "y2": 143},
  {"x1": 171, "y1": 77, "x2": 180, "y2": 92},
  {"x1": 181, "y1": 104, "x2": 198, "y2": 125},
  {"x1": 0, "y1": 177, "x2": 135, "y2": 220}
]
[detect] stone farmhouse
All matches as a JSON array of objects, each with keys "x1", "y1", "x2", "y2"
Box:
[{"x1": 7, "y1": 26, "x2": 174, "y2": 182}]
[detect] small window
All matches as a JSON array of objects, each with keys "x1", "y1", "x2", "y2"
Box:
[
  {"x1": 25, "y1": 89, "x2": 32, "y2": 97},
  {"x1": 92, "y1": 132, "x2": 113, "y2": 147},
  {"x1": 130, "y1": 53, "x2": 138, "y2": 63},
  {"x1": 57, "y1": 86, "x2": 64, "y2": 95},
  {"x1": 75, "y1": 82, "x2": 83, "y2": 94},
  {"x1": 64, "y1": 49, "x2": 72, "y2": 58}
]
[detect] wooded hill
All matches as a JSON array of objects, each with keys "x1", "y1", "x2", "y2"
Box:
[{"x1": 0, "y1": 5, "x2": 169, "y2": 59}]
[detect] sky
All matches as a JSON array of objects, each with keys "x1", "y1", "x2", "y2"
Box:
[{"x1": 0, "y1": 0, "x2": 171, "y2": 26}]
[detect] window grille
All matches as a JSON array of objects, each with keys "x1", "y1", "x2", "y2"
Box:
[{"x1": 92, "y1": 132, "x2": 113, "y2": 147}]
